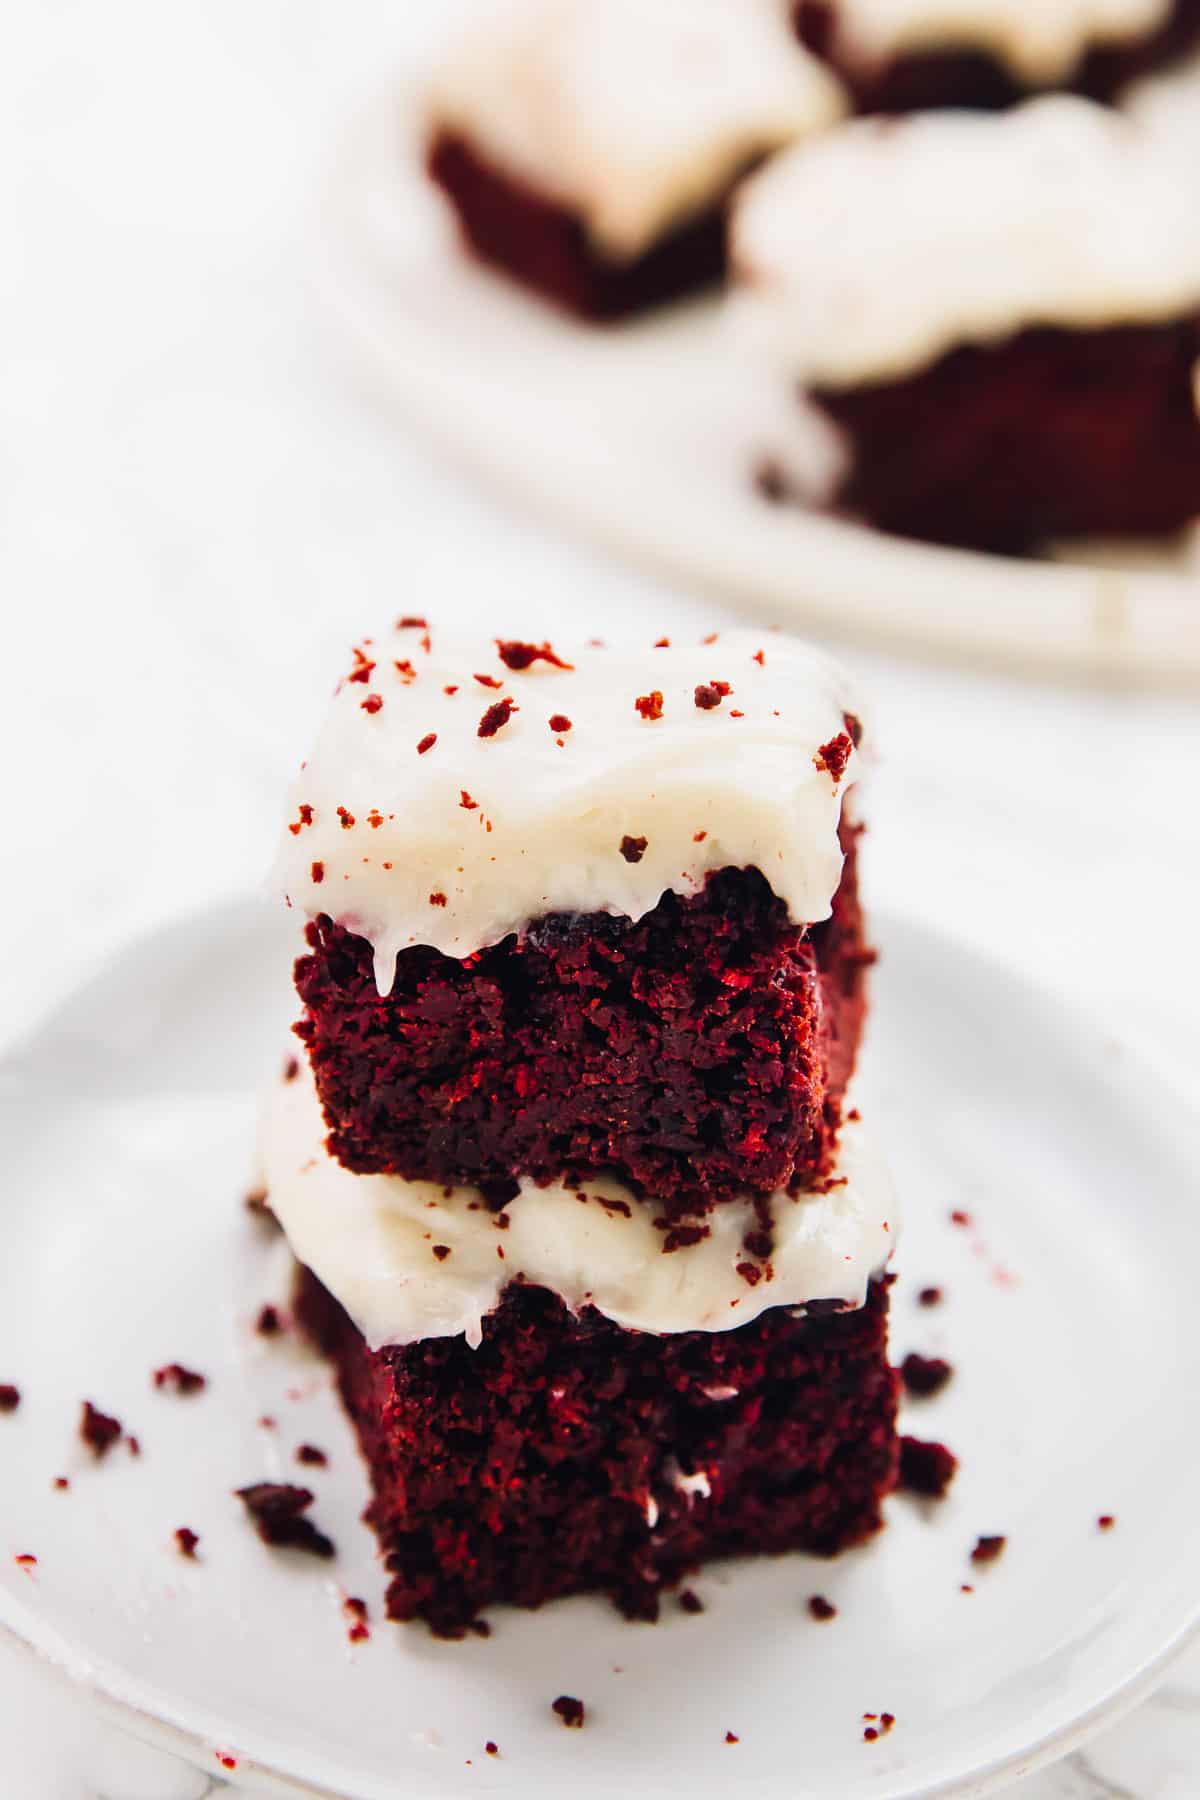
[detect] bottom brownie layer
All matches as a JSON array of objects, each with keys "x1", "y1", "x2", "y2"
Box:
[
  {"x1": 427, "y1": 131, "x2": 729, "y2": 321},
  {"x1": 812, "y1": 317, "x2": 1200, "y2": 554},
  {"x1": 296, "y1": 1268, "x2": 898, "y2": 1637}
]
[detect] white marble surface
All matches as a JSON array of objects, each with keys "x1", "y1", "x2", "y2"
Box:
[{"x1": 1, "y1": 0, "x2": 1199, "y2": 1793}]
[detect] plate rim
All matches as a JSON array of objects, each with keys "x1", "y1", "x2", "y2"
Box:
[{"x1": 4, "y1": 895, "x2": 1200, "y2": 1800}]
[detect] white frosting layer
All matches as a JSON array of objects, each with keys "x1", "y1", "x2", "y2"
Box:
[
  {"x1": 427, "y1": 0, "x2": 845, "y2": 262},
  {"x1": 731, "y1": 96, "x2": 1200, "y2": 390},
  {"x1": 273, "y1": 628, "x2": 862, "y2": 987},
  {"x1": 825, "y1": 0, "x2": 1169, "y2": 84},
  {"x1": 262, "y1": 1060, "x2": 897, "y2": 1348}
]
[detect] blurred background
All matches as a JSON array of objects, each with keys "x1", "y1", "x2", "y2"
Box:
[{"x1": 2, "y1": 3, "x2": 1198, "y2": 1793}]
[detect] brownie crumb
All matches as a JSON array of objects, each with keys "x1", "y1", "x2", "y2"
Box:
[
  {"x1": 235, "y1": 1483, "x2": 335, "y2": 1559},
  {"x1": 619, "y1": 835, "x2": 648, "y2": 864},
  {"x1": 678, "y1": 1588, "x2": 704, "y2": 1614},
  {"x1": 808, "y1": 1594, "x2": 837, "y2": 1621},
  {"x1": 296, "y1": 1444, "x2": 328, "y2": 1467},
  {"x1": 153, "y1": 1363, "x2": 207, "y2": 1397},
  {"x1": 724, "y1": 1730, "x2": 740, "y2": 1744},
  {"x1": 175, "y1": 1527, "x2": 200, "y2": 1559},
  {"x1": 634, "y1": 690, "x2": 664, "y2": 721},
  {"x1": 900, "y1": 1353, "x2": 953, "y2": 1399},
  {"x1": 1098, "y1": 1514, "x2": 1117, "y2": 1531},
  {"x1": 552, "y1": 1696, "x2": 585, "y2": 1729},
  {"x1": 814, "y1": 731, "x2": 854, "y2": 784},
  {"x1": 80, "y1": 1401, "x2": 123, "y2": 1460},
  {"x1": 917, "y1": 1286, "x2": 943, "y2": 1308},
  {"x1": 0, "y1": 1385, "x2": 19, "y2": 1413},
  {"x1": 496, "y1": 639, "x2": 573, "y2": 672},
  {"x1": 478, "y1": 698, "x2": 517, "y2": 738},
  {"x1": 256, "y1": 1304, "x2": 282, "y2": 1336},
  {"x1": 898, "y1": 1436, "x2": 958, "y2": 1499},
  {"x1": 971, "y1": 1534, "x2": 1007, "y2": 1565}
]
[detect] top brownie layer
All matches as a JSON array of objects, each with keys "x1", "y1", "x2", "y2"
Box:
[{"x1": 426, "y1": 0, "x2": 844, "y2": 266}]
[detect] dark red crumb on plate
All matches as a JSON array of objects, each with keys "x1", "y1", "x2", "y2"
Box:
[
  {"x1": 175, "y1": 1527, "x2": 200, "y2": 1559},
  {"x1": 53, "y1": 1477, "x2": 69, "y2": 1491},
  {"x1": 235, "y1": 1483, "x2": 335, "y2": 1559},
  {"x1": 0, "y1": 1385, "x2": 20, "y2": 1413},
  {"x1": 949, "y1": 1210, "x2": 971, "y2": 1227},
  {"x1": 478, "y1": 698, "x2": 517, "y2": 738},
  {"x1": 153, "y1": 1363, "x2": 207, "y2": 1396},
  {"x1": 725, "y1": 1731, "x2": 740, "y2": 1744},
  {"x1": 80, "y1": 1401, "x2": 123, "y2": 1459},
  {"x1": 898, "y1": 1435, "x2": 958, "y2": 1498},
  {"x1": 619, "y1": 834, "x2": 648, "y2": 863},
  {"x1": 971, "y1": 1535, "x2": 1007, "y2": 1565},
  {"x1": 296, "y1": 1443, "x2": 328, "y2": 1467},
  {"x1": 808, "y1": 1594, "x2": 837, "y2": 1621},
  {"x1": 256, "y1": 1304, "x2": 282, "y2": 1336},
  {"x1": 496, "y1": 639, "x2": 574, "y2": 671},
  {"x1": 15, "y1": 1554, "x2": 37, "y2": 1568},
  {"x1": 217, "y1": 1755, "x2": 237, "y2": 1771},
  {"x1": 486, "y1": 1741, "x2": 499, "y2": 1757},
  {"x1": 917, "y1": 1286, "x2": 943, "y2": 1308},
  {"x1": 1098, "y1": 1515, "x2": 1117, "y2": 1531},
  {"x1": 900, "y1": 1353, "x2": 953, "y2": 1398},
  {"x1": 552, "y1": 1696, "x2": 585, "y2": 1729},
  {"x1": 679, "y1": 1588, "x2": 704, "y2": 1614}
]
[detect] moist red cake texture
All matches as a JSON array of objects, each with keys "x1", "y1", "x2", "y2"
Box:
[
  {"x1": 427, "y1": 132, "x2": 731, "y2": 321},
  {"x1": 795, "y1": 0, "x2": 1200, "y2": 112},
  {"x1": 296, "y1": 1266, "x2": 898, "y2": 1637},
  {"x1": 811, "y1": 318, "x2": 1200, "y2": 554},
  {"x1": 293, "y1": 825, "x2": 868, "y2": 1221}
]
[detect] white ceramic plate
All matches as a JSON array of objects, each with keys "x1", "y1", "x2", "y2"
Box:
[
  {"x1": 2, "y1": 901, "x2": 1199, "y2": 1799},
  {"x1": 316, "y1": 91, "x2": 1200, "y2": 688}
]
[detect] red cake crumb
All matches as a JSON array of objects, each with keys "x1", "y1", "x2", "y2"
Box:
[
  {"x1": 310, "y1": 860, "x2": 325, "y2": 884},
  {"x1": 344, "y1": 1595, "x2": 370, "y2": 1642},
  {"x1": 478, "y1": 698, "x2": 517, "y2": 738},
  {"x1": 496, "y1": 639, "x2": 573, "y2": 671},
  {"x1": 431, "y1": 1244, "x2": 452, "y2": 1261},
  {"x1": 175, "y1": 1527, "x2": 200, "y2": 1559},
  {"x1": 296, "y1": 1270, "x2": 897, "y2": 1635},
  {"x1": 283, "y1": 1057, "x2": 299, "y2": 1082},
  {"x1": 80, "y1": 1401, "x2": 123, "y2": 1459},
  {"x1": 429, "y1": 892, "x2": 448, "y2": 907},
  {"x1": 814, "y1": 731, "x2": 854, "y2": 784},
  {"x1": 0, "y1": 1385, "x2": 19, "y2": 1413},
  {"x1": 256, "y1": 1304, "x2": 282, "y2": 1336},
  {"x1": 459, "y1": 790, "x2": 478, "y2": 809},
  {"x1": 900, "y1": 1353, "x2": 953, "y2": 1398},
  {"x1": 917, "y1": 1286, "x2": 943, "y2": 1307},
  {"x1": 235, "y1": 1483, "x2": 335, "y2": 1559},
  {"x1": 619, "y1": 835, "x2": 648, "y2": 864},
  {"x1": 809, "y1": 1594, "x2": 837, "y2": 1621},
  {"x1": 961, "y1": 1583, "x2": 974, "y2": 1593},
  {"x1": 53, "y1": 1477, "x2": 69, "y2": 1491},
  {"x1": 361, "y1": 695, "x2": 383, "y2": 715},
  {"x1": 549, "y1": 713, "x2": 572, "y2": 733},
  {"x1": 294, "y1": 831, "x2": 867, "y2": 1216},
  {"x1": 635, "y1": 690, "x2": 665, "y2": 720},
  {"x1": 15, "y1": 1554, "x2": 37, "y2": 1568},
  {"x1": 296, "y1": 1444, "x2": 328, "y2": 1467},
  {"x1": 486, "y1": 1741, "x2": 499, "y2": 1756},
  {"x1": 394, "y1": 660, "x2": 416, "y2": 683},
  {"x1": 153, "y1": 1363, "x2": 207, "y2": 1396},
  {"x1": 553, "y1": 1696, "x2": 585, "y2": 1729},
  {"x1": 288, "y1": 803, "x2": 315, "y2": 837},
  {"x1": 950, "y1": 1210, "x2": 971, "y2": 1227},
  {"x1": 398, "y1": 615, "x2": 427, "y2": 629},
  {"x1": 127, "y1": 1436, "x2": 141, "y2": 1457},
  {"x1": 416, "y1": 732, "x2": 437, "y2": 755},
  {"x1": 898, "y1": 1435, "x2": 958, "y2": 1498},
  {"x1": 971, "y1": 1534, "x2": 1007, "y2": 1565},
  {"x1": 474, "y1": 672, "x2": 503, "y2": 688},
  {"x1": 679, "y1": 1588, "x2": 705, "y2": 1614},
  {"x1": 217, "y1": 1755, "x2": 237, "y2": 1771},
  {"x1": 1098, "y1": 1514, "x2": 1117, "y2": 1531},
  {"x1": 753, "y1": 649, "x2": 766, "y2": 665},
  {"x1": 725, "y1": 1731, "x2": 740, "y2": 1744}
]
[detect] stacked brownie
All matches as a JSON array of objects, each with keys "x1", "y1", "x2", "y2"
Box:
[
  {"x1": 731, "y1": 97, "x2": 1200, "y2": 551},
  {"x1": 265, "y1": 624, "x2": 899, "y2": 1635}
]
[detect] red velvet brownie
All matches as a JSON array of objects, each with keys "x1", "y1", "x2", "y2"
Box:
[
  {"x1": 265, "y1": 625, "x2": 898, "y2": 1634},
  {"x1": 732, "y1": 97, "x2": 1200, "y2": 553},
  {"x1": 295, "y1": 1268, "x2": 897, "y2": 1637},
  {"x1": 794, "y1": 0, "x2": 1200, "y2": 112},
  {"x1": 424, "y1": 0, "x2": 844, "y2": 321}
]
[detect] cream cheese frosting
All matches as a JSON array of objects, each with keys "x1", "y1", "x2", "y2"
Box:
[
  {"x1": 730, "y1": 95, "x2": 1200, "y2": 390},
  {"x1": 820, "y1": 0, "x2": 1170, "y2": 84},
  {"x1": 262, "y1": 1059, "x2": 897, "y2": 1349},
  {"x1": 273, "y1": 628, "x2": 863, "y2": 990},
  {"x1": 427, "y1": 0, "x2": 845, "y2": 263}
]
